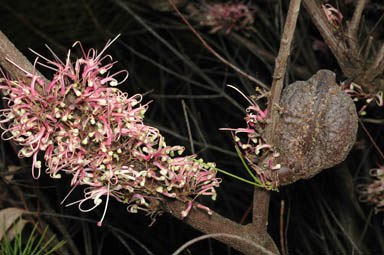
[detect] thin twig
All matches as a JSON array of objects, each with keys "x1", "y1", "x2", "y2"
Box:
[
  {"x1": 359, "y1": 118, "x2": 384, "y2": 161},
  {"x1": 0, "y1": 31, "x2": 48, "y2": 84},
  {"x1": 172, "y1": 233, "x2": 277, "y2": 255},
  {"x1": 284, "y1": 203, "x2": 290, "y2": 253},
  {"x1": 167, "y1": 0, "x2": 269, "y2": 90},
  {"x1": 361, "y1": 12, "x2": 384, "y2": 54},
  {"x1": 266, "y1": 0, "x2": 302, "y2": 145},
  {"x1": 280, "y1": 200, "x2": 286, "y2": 255},
  {"x1": 229, "y1": 32, "x2": 311, "y2": 79},
  {"x1": 239, "y1": 203, "x2": 253, "y2": 225},
  {"x1": 181, "y1": 100, "x2": 195, "y2": 154},
  {"x1": 146, "y1": 120, "x2": 236, "y2": 156},
  {"x1": 347, "y1": 0, "x2": 367, "y2": 55},
  {"x1": 362, "y1": 36, "x2": 373, "y2": 60},
  {"x1": 361, "y1": 117, "x2": 384, "y2": 125},
  {"x1": 365, "y1": 44, "x2": 384, "y2": 83}
]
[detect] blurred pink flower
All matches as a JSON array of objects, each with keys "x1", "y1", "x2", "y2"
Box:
[
  {"x1": 358, "y1": 165, "x2": 384, "y2": 212},
  {"x1": 199, "y1": 1, "x2": 255, "y2": 34}
]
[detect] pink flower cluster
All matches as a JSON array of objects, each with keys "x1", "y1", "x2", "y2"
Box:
[
  {"x1": 199, "y1": 1, "x2": 255, "y2": 34},
  {"x1": 0, "y1": 36, "x2": 220, "y2": 225},
  {"x1": 358, "y1": 165, "x2": 384, "y2": 212},
  {"x1": 221, "y1": 87, "x2": 277, "y2": 188}
]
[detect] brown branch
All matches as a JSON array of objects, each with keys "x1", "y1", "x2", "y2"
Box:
[
  {"x1": 363, "y1": 36, "x2": 373, "y2": 60},
  {"x1": 302, "y1": 0, "x2": 351, "y2": 76},
  {"x1": 251, "y1": 188, "x2": 278, "y2": 254},
  {"x1": 347, "y1": 0, "x2": 367, "y2": 55},
  {"x1": 252, "y1": 188, "x2": 270, "y2": 233},
  {"x1": 304, "y1": 0, "x2": 384, "y2": 93},
  {"x1": 365, "y1": 43, "x2": 384, "y2": 83},
  {"x1": 349, "y1": 0, "x2": 367, "y2": 35},
  {"x1": 266, "y1": 0, "x2": 302, "y2": 144},
  {"x1": 0, "y1": 30, "x2": 48, "y2": 84},
  {"x1": 161, "y1": 198, "x2": 279, "y2": 255},
  {"x1": 348, "y1": 0, "x2": 367, "y2": 47}
]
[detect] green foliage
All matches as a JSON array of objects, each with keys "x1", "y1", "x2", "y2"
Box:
[{"x1": 0, "y1": 221, "x2": 65, "y2": 255}]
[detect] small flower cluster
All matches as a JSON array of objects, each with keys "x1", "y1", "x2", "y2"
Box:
[
  {"x1": 199, "y1": 1, "x2": 255, "y2": 34},
  {"x1": 0, "y1": 37, "x2": 220, "y2": 225},
  {"x1": 322, "y1": 3, "x2": 343, "y2": 28},
  {"x1": 344, "y1": 82, "x2": 383, "y2": 115},
  {"x1": 221, "y1": 87, "x2": 277, "y2": 188},
  {"x1": 358, "y1": 165, "x2": 384, "y2": 212}
]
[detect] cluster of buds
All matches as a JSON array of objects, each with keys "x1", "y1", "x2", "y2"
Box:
[
  {"x1": 322, "y1": 3, "x2": 343, "y2": 28},
  {"x1": 358, "y1": 165, "x2": 384, "y2": 212},
  {"x1": 0, "y1": 36, "x2": 220, "y2": 225},
  {"x1": 221, "y1": 86, "x2": 276, "y2": 188},
  {"x1": 343, "y1": 82, "x2": 383, "y2": 115},
  {"x1": 199, "y1": 1, "x2": 255, "y2": 34}
]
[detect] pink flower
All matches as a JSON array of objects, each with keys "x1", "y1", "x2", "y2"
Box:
[
  {"x1": 322, "y1": 3, "x2": 343, "y2": 27},
  {"x1": 343, "y1": 82, "x2": 384, "y2": 115},
  {"x1": 0, "y1": 35, "x2": 220, "y2": 225},
  {"x1": 220, "y1": 85, "x2": 274, "y2": 187}
]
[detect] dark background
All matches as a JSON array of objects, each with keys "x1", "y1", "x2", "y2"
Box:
[{"x1": 0, "y1": 0, "x2": 384, "y2": 254}]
